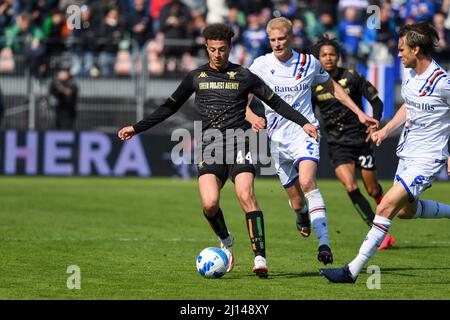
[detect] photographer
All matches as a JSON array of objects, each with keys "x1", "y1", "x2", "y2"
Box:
[{"x1": 48, "y1": 69, "x2": 78, "y2": 130}]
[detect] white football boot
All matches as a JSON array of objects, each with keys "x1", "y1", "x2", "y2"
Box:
[
  {"x1": 252, "y1": 255, "x2": 268, "y2": 278},
  {"x1": 220, "y1": 234, "x2": 234, "y2": 272}
]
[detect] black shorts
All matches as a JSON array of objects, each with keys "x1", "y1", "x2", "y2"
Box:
[
  {"x1": 328, "y1": 143, "x2": 377, "y2": 171},
  {"x1": 197, "y1": 139, "x2": 256, "y2": 186},
  {"x1": 197, "y1": 162, "x2": 256, "y2": 186}
]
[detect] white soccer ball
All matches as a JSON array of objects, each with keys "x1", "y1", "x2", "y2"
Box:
[{"x1": 196, "y1": 247, "x2": 228, "y2": 279}]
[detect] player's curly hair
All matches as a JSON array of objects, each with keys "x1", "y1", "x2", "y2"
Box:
[
  {"x1": 202, "y1": 23, "x2": 235, "y2": 45},
  {"x1": 312, "y1": 35, "x2": 341, "y2": 58},
  {"x1": 398, "y1": 21, "x2": 439, "y2": 56}
]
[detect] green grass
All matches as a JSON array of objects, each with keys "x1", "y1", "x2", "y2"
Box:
[{"x1": 0, "y1": 177, "x2": 449, "y2": 300}]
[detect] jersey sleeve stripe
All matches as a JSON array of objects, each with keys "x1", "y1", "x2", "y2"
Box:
[
  {"x1": 295, "y1": 54, "x2": 308, "y2": 80},
  {"x1": 428, "y1": 74, "x2": 447, "y2": 96},
  {"x1": 292, "y1": 52, "x2": 302, "y2": 77},
  {"x1": 418, "y1": 67, "x2": 440, "y2": 93}
]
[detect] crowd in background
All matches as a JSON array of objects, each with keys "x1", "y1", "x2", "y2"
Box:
[{"x1": 1, "y1": 0, "x2": 450, "y2": 78}]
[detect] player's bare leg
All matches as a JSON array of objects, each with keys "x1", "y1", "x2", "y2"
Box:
[
  {"x1": 298, "y1": 160, "x2": 333, "y2": 265},
  {"x1": 198, "y1": 174, "x2": 234, "y2": 272},
  {"x1": 285, "y1": 181, "x2": 310, "y2": 237},
  {"x1": 361, "y1": 168, "x2": 384, "y2": 204},
  {"x1": 234, "y1": 172, "x2": 268, "y2": 278},
  {"x1": 336, "y1": 163, "x2": 374, "y2": 226}
]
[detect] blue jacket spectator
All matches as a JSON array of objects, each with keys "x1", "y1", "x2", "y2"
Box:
[
  {"x1": 362, "y1": 2, "x2": 398, "y2": 61},
  {"x1": 402, "y1": 0, "x2": 436, "y2": 22},
  {"x1": 339, "y1": 6, "x2": 364, "y2": 58},
  {"x1": 242, "y1": 13, "x2": 268, "y2": 67}
]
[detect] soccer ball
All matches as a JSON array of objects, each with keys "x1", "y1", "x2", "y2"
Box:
[{"x1": 196, "y1": 247, "x2": 229, "y2": 279}]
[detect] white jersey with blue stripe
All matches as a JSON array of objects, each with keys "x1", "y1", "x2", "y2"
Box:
[
  {"x1": 249, "y1": 50, "x2": 329, "y2": 142},
  {"x1": 399, "y1": 60, "x2": 450, "y2": 162}
]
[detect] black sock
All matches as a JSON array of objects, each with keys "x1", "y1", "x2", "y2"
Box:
[
  {"x1": 246, "y1": 211, "x2": 266, "y2": 257},
  {"x1": 204, "y1": 208, "x2": 229, "y2": 240},
  {"x1": 348, "y1": 189, "x2": 375, "y2": 228}
]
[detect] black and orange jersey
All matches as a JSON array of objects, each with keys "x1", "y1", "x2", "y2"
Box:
[
  {"x1": 133, "y1": 62, "x2": 310, "y2": 147},
  {"x1": 312, "y1": 67, "x2": 383, "y2": 146}
]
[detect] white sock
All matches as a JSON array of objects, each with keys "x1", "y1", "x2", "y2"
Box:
[
  {"x1": 305, "y1": 189, "x2": 329, "y2": 247},
  {"x1": 348, "y1": 215, "x2": 391, "y2": 278},
  {"x1": 415, "y1": 200, "x2": 450, "y2": 218}
]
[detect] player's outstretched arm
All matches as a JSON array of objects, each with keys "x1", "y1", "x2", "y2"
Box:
[
  {"x1": 117, "y1": 72, "x2": 194, "y2": 139},
  {"x1": 371, "y1": 104, "x2": 407, "y2": 146},
  {"x1": 323, "y1": 78, "x2": 379, "y2": 129}
]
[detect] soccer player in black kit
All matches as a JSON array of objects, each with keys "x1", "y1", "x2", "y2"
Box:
[
  {"x1": 118, "y1": 23, "x2": 318, "y2": 278},
  {"x1": 312, "y1": 36, "x2": 395, "y2": 250}
]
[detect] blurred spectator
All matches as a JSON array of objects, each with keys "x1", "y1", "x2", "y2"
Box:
[
  {"x1": 205, "y1": 0, "x2": 228, "y2": 24},
  {"x1": 402, "y1": 0, "x2": 435, "y2": 23},
  {"x1": 25, "y1": 0, "x2": 57, "y2": 27},
  {"x1": 4, "y1": 12, "x2": 47, "y2": 76},
  {"x1": 146, "y1": 32, "x2": 165, "y2": 75},
  {"x1": 309, "y1": 0, "x2": 339, "y2": 20},
  {"x1": 361, "y1": 1, "x2": 397, "y2": 63},
  {"x1": 68, "y1": 4, "x2": 98, "y2": 77},
  {"x1": 42, "y1": 9, "x2": 67, "y2": 55},
  {"x1": 0, "y1": 0, "x2": 20, "y2": 35},
  {"x1": 48, "y1": 68, "x2": 78, "y2": 129},
  {"x1": 242, "y1": 13, "x2": 268, "y2": 67},
  {"x1": 159, "y1": 0, "x2": 192, "y2": 73},
  {"x1": 128, "y1": 0, "x2": 153, "y2": 51},
  {"x1": 310, "y1": 12, "x2": 340, "y2": 42},
  {"x1": 190, "y1": 10, "x2": 207, "y2": 58},
  {"x1": 432, "y1": 11, "x2": 450, "y2": 66},
  {"x1": 338, "y1": 0, "x2": 369, "y2": 11},
  {"x1": 441, "y1": 0, "x2": 450, "y2": 29},
  {"x1": 226, "y1": 5, "x2": 246, "y2": 65},
  {"x1": 338, "y1": 6, "x2": 364, "y2": 67},
  {"x1": 291, "y1": 16, "x2": 310, "y2": 52},
  {"x1": 150, "y1": 0, "x2": 170, "y2": 34},
  {"x1": 98, "y1": 7, "x2": 124, "y2": 77},
  {"x1": 229, "y1": 0, "x2": 273, "y2": 16},
  {"x1": 183, "y1": 0, "x2": 206, "y2": 16},
  {"x1": 275, "y1": 0, "x2": 298, "y2": 20}
]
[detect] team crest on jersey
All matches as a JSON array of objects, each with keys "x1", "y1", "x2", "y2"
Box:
[
  {"x1": 270, "y1": 69, "x2": 275, "y2": 74},
  {"x1": 285, "y1": 94, "x2": 294, "y2": 103},
  {"x1": 199, "y1": 72, "x2": 208, "y2": 78},
  {"x1": 227, "y1": 71, "x2": 237, "y2": 79}
]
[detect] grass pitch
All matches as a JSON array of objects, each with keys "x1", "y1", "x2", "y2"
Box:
[{"x1": 0, "y1": 177, "x2": 449, "y2": 300}]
